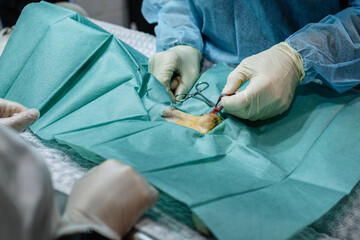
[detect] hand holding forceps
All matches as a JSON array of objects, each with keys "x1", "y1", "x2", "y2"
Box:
[{"x1": 174, "y1": 81, "x2": 235, "y2": 114}]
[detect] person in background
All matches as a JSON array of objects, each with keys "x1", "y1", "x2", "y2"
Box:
[
  {"x1": 142, "y1": 0, "x2": 360, "y2": 121},
  {"x1": 0, "y1": 0, "x2": 88, "y2": 28},
  {"x1": 0, "y1": 99, "x2": 158, "y2": 240}
]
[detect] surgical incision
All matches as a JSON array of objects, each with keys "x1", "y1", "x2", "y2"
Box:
[{"x1": 162, "y1": 107, "x2": 222, "y2": 133}]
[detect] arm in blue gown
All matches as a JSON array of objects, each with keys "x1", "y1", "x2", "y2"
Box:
[
  {"x1": 286, "y1": 0, "x2": 360, "y2": 93},
  {"x1": 142, "y1": 0, "x2": 360, "y2": 93},
  {"x1": 141, "y1": 0, "x2": 203, "y2": 53}
]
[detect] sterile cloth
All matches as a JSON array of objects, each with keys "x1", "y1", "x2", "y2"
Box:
[{"x1": 1, "y1": 2, "x2": 359, "y2": 240}]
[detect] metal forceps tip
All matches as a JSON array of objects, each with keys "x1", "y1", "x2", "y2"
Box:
[{"x1": 174, "y1": 82, "x2": 216, "y2": 107}]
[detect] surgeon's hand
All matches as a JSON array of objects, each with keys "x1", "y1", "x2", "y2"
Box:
[
  {"x1": 58, "y1": 159, "x2": 158, "y2": 239},
  {"x1": 221, "y1": 42, "x2": 305, "y2": 120},
  {"x1": 0, "y1": 98, "x2": 39, "y2": 131},
  {"x1": 148, "y1": 45, "x2": 201, "y2": 101}
]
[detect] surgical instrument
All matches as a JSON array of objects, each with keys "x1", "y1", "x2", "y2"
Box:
[
  {"x1": 175, "y1": 81, "x2": 235, "y2": 114},
  {"x1": 175, "y1": 81, "x2": 216, "y2": 107}
]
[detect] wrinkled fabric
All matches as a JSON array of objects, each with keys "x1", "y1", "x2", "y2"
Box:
[
  {"x1": 1, "y1": 2, "x2": 359, "y2": 240},
  {"x1": 141, "y1": 0, "x2": 360, "y2": 93}
]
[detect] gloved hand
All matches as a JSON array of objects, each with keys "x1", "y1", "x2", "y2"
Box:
[
  {"x1": 0, "y1": 98, "x2": 39, "y2": 131},
  {"x1": 148, "y1": 45, "x2": 202, "y2": 101},
  {"x1": 57, "y1": 159, "x2": 158, "y2": 240},
  {"x1": 221, "y1": 42, "x2": 305, "y2": 120}
]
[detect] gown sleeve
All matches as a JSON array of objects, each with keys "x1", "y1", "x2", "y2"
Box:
[
  {"x1": 286, "y1": 0, "x2": 360, "y2": 93},
  {"x1": 141, "y1": 0, "x2": 204, "y2": 53}
]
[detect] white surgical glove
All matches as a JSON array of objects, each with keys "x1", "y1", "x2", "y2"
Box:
[
  {"x1": 0, "y1": 98, "x2": 39, "y2": 131},
  {"x1": 221, "y1": 42, "x2": 305, "y2": 120},
  {"x1": 148, "y1": 45, "x2": 202, "y2": 101},
  {"x1": 57, "y1": 159, "x2": 158, "y2": 240}
]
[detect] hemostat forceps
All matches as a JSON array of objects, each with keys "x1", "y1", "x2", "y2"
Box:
[{"x1": 174, "y1": 81, "x2": 216, "y2": 107}]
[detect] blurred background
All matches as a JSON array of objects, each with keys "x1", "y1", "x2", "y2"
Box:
[{"x1": 0, "y1": 0, "x2": 155, "y2": 34}]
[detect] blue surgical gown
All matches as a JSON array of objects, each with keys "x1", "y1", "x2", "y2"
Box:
[{"x1": 142, "y1": 0, "x2": 360, "y2": 93}]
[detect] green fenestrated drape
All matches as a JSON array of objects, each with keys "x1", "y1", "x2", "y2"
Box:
[{"x1": 1, "y1": 2, "x2": 359, "y2": 239}]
